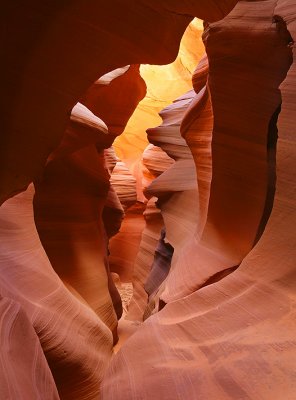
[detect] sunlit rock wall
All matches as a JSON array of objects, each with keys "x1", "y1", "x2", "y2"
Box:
[
  {"x1": 102, "y1": 1, "x2": 296, "y2": 399},
  {"x1": 114, "y1": 19, "x2": 205, "y2": 200},
  {"x1": 2, "y1": 0, "x2": 296, "y2": 399},
  {"x1": 0, "y1": 185, "x2": 113, "y2": 400},
  {"x1": 1, "y1": 0, "x2": 237, "y2": 204},
  {"x1": 0, "y1": 295, "x2": 60, "y2": 400}
]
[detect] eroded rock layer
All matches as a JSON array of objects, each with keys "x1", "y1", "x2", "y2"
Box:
[
  {"x1": 0, "y1": 295, "x2": 60, "y2": 400},
  {"x1": 34, "y1": 104, "x2": 119, "y2": 338},
  {"x1": 0, "y1": 185, "x2": 113, "y2": 400},
  {"x1": 1, "y1": 0, "x2": 296, "y2": 398},
  {"x1": 1, "y1": 0, "x2": 238, "y2": 204},
  {"x1": 102, "y1": 1, "x2": 296, "y2": 399}
]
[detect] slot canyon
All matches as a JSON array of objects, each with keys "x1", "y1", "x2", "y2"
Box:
[{"x1": 1, "y1": 1, "x2": 296, "y2": 399}]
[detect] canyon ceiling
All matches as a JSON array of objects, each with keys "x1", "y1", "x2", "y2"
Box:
[{"x1": 1, "y1": 1, "x2": 296, "y2": 399}]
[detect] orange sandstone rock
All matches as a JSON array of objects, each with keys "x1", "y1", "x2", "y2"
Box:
[
  {"x1": 0, "y1": 295, "x2": 60, "y2": 400},
  {"x1": 102, "y1": 1, "x2": 296, "y2": 399},
  {"x1": 1, "y1": 1, "x2": 238, "y2": 204},
  {"x1": 0, "y1": 186, "x2": 113, "y2": 400},
  {"x1": 34, "y1": 104, "x2": 119, "y2": 340}
]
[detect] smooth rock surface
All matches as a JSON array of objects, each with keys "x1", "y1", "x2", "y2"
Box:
[
  {"x1": 0, "y1": 185, "x2": 113, "y2": 400},
  {"x1": 102, "y1": 2, "x2": 296, "y2": 399}
]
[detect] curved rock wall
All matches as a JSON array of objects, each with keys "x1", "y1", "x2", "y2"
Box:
[
  {"x1": 1, "y1": 1, "x2": 237, "y2": 205},
  {"x1": 0, "y1": 295, "x2": 60, "y2": 400},
  {"x1": 102, "y1": 1, "x2": 296, "y2": 399},
  {"x1": 160, "y1": 0, "x2": 293, "y2": 304},
  {"x1": 114, "y1": 19, "x2": 205, "y2": 201},
  {"x1": 0, "y1": 185, "x2": 113, "y2": 400},
  {"x1": 34, "y1": 104, "x2": 119, "y2": 339},
  {"x1": 1, "y1": 0, "x2": 296, "y2": 399}
]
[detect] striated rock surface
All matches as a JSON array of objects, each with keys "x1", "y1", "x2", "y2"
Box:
[
  {"x1": 144, "y1": 228, "x2": 174, "y2": 298},
  {"x1": 102, "y1": 1, "x2": 296, "y2": 399},
  {"x1": 160, "y1": 0, "x2": 292, "y2": 303},
  {"x1": 81, "y1": 65, "x2": 146, "y2": 137},
  {"x1": 126, "y1": 198, "x2": 164, "y2": 322},
  {"x1": 109, "y1": 202, "x2": 146, "y2": 283},
  {"x1": 110, "y1": 162, "x2": 137, "y2": 210},
  {"x1": 181, "y1": 54, "x2": 213, "y2": 234},
  {"x1": 2, "y1": 1, "x2": 296, "y2": 399},
  {"x1": 144, "y1": 89, "x2": 200, "y2": 311},
  {"x1": 0, "y1": 185, "x2": 113, "y2": 400},
  {"x1": 114, "y1": 19, "x2": 205, "y2": 201},
  {"x1": 141, "y1": 144, "x2": 175, "y2": 192},
  {"x1": 1, "y1": 1, "x2": 238, "y2": 204},
  {"x1": 106, "y1": 157, "x2": 142, "y2": 300},
  {"x1": 0, "y1": 295, "x2": 60, "y2": 400},
  {"x1": 102, "y1": 148, "x2": 124, "y2": 239},
  {"x1": 34, "y1": 103, "x2": 119, "y2": 339},
  {"x1": 33, "y1": 62, "x2": 147, "y2": 339}
]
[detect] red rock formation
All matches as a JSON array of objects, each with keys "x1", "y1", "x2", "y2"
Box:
[
  {"x1": 1, "y1": 1, "x2": 238, "y2": 205},
  {"x1": 161, "y1": 0, "x2": 292, "y2": 303},
  {"x1": 102, "y1": 148, "x2": 124, "y2": 239},
  {"x1": 33, "y1": 61, "x2": 147, "y2": 336},
  {"x1": 81, "y1": 65, "x2": 146, "y2": 137},
  {"x1": 3, "y1": 1, "x2": 296, "y2": 399},
  {"x1": 144, "y1": 228, "x2": 174, "y2": 298},
  {"x1": 182, "y1": 55, "x2": 213, "y2": 234},
  {"x1": 107, "y1": 159, "x2": 144, "y2": 285},
  {"x1": 144, "y1": 90, "x2": 200, "y2": 311},
  {"x1": 110, "y1": 161, "x2": 137, "y2": 210},
  {"x1": 102, "y1": 1, "x2": 296, "y2": 399},
  {"x1": 115, "y1": 19, "x2": 205, "y2": 201},
  {"x1": 0, "y1": 185, "x2": 113, "y2": 400},
  {"x1": 109, "y1": 203, "x2": 146, "y2": 283},
  {"x1": 126, "y1": 198, "x2": 164, "y2": 322},
  {"x1": 34, "y1": 104, "x2": 119, "y2": 340},
  {"x1": 124, "y1": 144, "x2": 175, "y2": 321},
  {"x1": 0, "y1": 295, "x2": 60, "y2": 399}
]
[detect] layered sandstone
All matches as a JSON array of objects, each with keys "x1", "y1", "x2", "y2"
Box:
[
  {"x1": 102, "y1": 1, "x2": 296, "y2": 399},
  {"x1": 1, "y1": 1, "x2": 238, "y2": 205},
  {"x1": 34, "y1": 104, "x2": 119, "y2": 338},
  {"x1": 2, "y1": 0, "x2": 296, "y2": 399},
  {"x1": 0, "y1": 185, "x2": 113, "y2": 400},
  {"x1": 143, "y1": 90, "x2": 200, "y2": 313},
  {"x1": 114, "y1": 19, "x2": 205, "y2": 201},
  {"x1": 0, "y1": 295, "x2": 60, "y2": 400}
]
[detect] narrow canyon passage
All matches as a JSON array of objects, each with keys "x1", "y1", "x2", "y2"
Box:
[{"x1": 1, "y1": 2, "x2": 296, "y2": 400}]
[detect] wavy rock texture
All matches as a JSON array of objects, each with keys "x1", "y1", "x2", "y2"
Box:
[
  {"x1": 124, "y1": 144, "x2": 174, "y2": 321},
  {"x1": 144, "y1": 228, "x2": 174, "y2": 299},
  {"x1": 102, "y1": 1, "x2": 296, "y2": 399},
  {"x1": 144, "y1": 89, "x2": 200, "y2": 311},
  {"x1": 34, "y1": 62, "x2": 147, "y2": 339},
  {"x1": 182, "y1": 54, "x2": 213, "y2": 235},
  {"x1": 108, "y1": 160, "x2": 144, "y2": 285},
  {"x1": 109, "y1": 202, "x2": 146, "y2": 283},
  {"x1": 141, "y1": 144, "x2": 175, "y2": 192},
  {"x1": 114, "y1": 19, "x2": 205, "y2": 201},
  {"x1": 0, "y1": 295, "x2": 60, "y2": 400},
  {"x1": 81, "y1": 65, "x2": 146, "y2": 138},
  {"x1": 34, "y1": 103, "x2": 119, "y2": 340},
  {"x1": 110, "y1": 161, "x2": 137, "y2": 210},
  {"x1": 126, "y1": 198, "x2": 164, "y2": 322},
  {"x1": 161, "y1": 0, "x2": 292, "y2": 303},
  {"x1": 130, "y1": 58, "x2": 210, "y2": 317},
  {"x1": 1, "y1": 1, "x2": 238, "y2": 205},
  {"x1": 2, "y1": 0, "x2": 296, "y2": 399},
  {"x1": 103, "y1": 148, "x2": 124, "y2": 239},
  {"x1": 0, "y1": 185, "x2": 113, "y2": 400}
]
